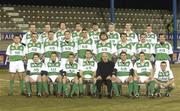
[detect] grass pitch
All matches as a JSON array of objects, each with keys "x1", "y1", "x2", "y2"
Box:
[{"x1": 0, "y1": 64, "x2": 180, "y2": 111}]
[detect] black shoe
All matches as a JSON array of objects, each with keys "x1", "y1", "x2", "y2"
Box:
[
  {"x1": 165, "y1": 93, "x2": 170, "y2": 97},
  {"x1": 98, "y1": 94, "x2": 102, "y2": 99},
  {"x1": 79, "y1": 93, "x2": 83, "y2": 98},
  {"x1": 107, "y1": 95, "x2": 112, "y2": 99},
  {"x1": 156, "y1": 93, "x2": 161, "y2": 97}
]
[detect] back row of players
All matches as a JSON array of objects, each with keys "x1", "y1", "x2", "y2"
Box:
[{"x1": 6, "y1": 22, "x2": 174, "y2": 98}]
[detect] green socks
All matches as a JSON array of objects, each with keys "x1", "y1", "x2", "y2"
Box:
[
  {"x1": 91, "y1": 84, "x2": 97, "y2": 94},
  {"x1": 133, "y1": 81, "x2": 139, "y2": 96},
  {"x1": 37, "y1": 82, "x2": 42, "y2": 94},
  {"x1": 128, "y1": 81, "x2": 133, "y2": 96},
  {"x1": 112, "y1": 82, "x2": 120, "y2": 96},
  {"x1": 63, "y1": 84, "x2": 68, "y2": 95},
  {"x1": 9, "y1": 80, "x2": 14, "y2": 95},
  {"x1": 20, "y1": 80, "x2": 24, "y2": 94},
  {"x1": 42, "y1": 82, "x2": 49, "y2": 94},
  {"x1": 57, "y1": 82, "x2": 63, "y2": 94},
  {"x1": 148, "y1": 81, "x2": 155, "y2": 96},
  {"x1": 25, "y1": 82, "x2": 31, "y2": 94},
  {"x1": 71, "y1": 83, "x2": 78, "y2": 96},
  {"x1": 79, "y1": 84, "x2": 84, "y2": 94}
]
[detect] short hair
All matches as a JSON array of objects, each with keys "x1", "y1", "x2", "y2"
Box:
[
  {"x1": 161, "y1": 61, "x2": 167, "y2": 64},
  {"x1": 13, "y1": 34, "x2": 20, "y2": 38},
  {"x1": 51, "y1": 51, "x2": 57, "y2": 56},
  {"x1": 147, "y1": 24, "x2": 152, "y2": 27},
  {"x1": 68, "y1": 53, "x2": 75, "y2": 57},
  {"x1": 140, "y1": 33, "x2": 146, "y2": 37},
  {"x1": 86, "y1": 50, "x2": 92, "y2": 54},
  {"x1": 120, "y1": 51, "x2": 127, "y2": 55},
  {"x1": 75, "y1": 22, "x2": 81, "y2": 26},
  {"x1": 82, "y1": 28, "x2": 88, "y2": 32},
  {"x1": 109, "y1": 22, "x2": 115, "y2": 26},
  {"x1": 64, "y1": 30, "x2": 71, "y2": 34},
  {"x1": 121, "y1": 33, "x2": 127, "y2": 37},
  {"x1": 99, "y1": 32, "x2": 108, "y2": 39},
  {"x1": 139, "y1": 51, "x2": 145, "y2": 55},
  {"x1": 48, "y1": 31, "x2": 54, "y2": 34},
  {"x1": 92, "y1": 22, "x2": 98, "y2": 26},
  {"x1": 33, "y1": 53, "x2": 40, "y2": 58},
  {"x1": 59, "y1": 22, "x2": 65, "y2": 26},
  {"x1": 159, "y1": 33, "x2": 165, "y2": 37}
]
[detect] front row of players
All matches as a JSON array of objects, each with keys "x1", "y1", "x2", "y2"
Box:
[{"x1": 15, "y1": 51, "x2": 175, "y2": 98}]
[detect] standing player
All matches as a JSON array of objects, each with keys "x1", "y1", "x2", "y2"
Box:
[
  {"x1": 79, "y1": 50, "x2": 97, "y2": 96},
  {"x1": 25, "y1": 33, "x2": 43, "y2": 60},
  {"x1": 107, "y1": 23, "x2": 120, "y2": 46},
  {"x1": 42, "y1": 52, "x2": 63, "y2": 97},
  {"x1": 61, "y1": 53, "x2": 80, "y2": 98},
  {"x1": 54, "y1": 22, "x2": 67, "y2": 41},
  {"x1": 43, "y1": 31, "x2": 60, "y2": 62},
  {"x1": 134, "y1": 33, "x2": 153, "y2": 60},
  {"x1": 153, "y1": 34, "x2": 173, "y2": 70},
  {"x1": 116, "y1": 33, "x2": 135, "y2": 60},
  {"x1": 124, "y1": 23, "x2": 138, "y2": 44},
  {"x1": 89, "y1": 22, "x2": 101, "y2": 43},
  {"x1": 22, "y1": 24, "x2": 37, "y2": 45},
  {"x1": 134, "y1": 52, "x2": 155, "y2": 97},
  {"x1": 77, "y1": 28, "x2": 96, "y2": 62},
  {"x1": 39, "y1": 24, "x2": 51, "y2": 42},
  {"x1": 112, "y1": 52, "x2": 134, "y2": 97},
  {"x1": 25, "y1": 53, "x2": 45, "y2": 97},
  {"x1": 72, "y1": 22, "x2": 82, "y2": 43},
  {"x1": 144, "y1": 24, "x2": 157, "y2": 45},
  {"x1": 95, "y1": 32, "x2": 116, "y2": 62},
  {"x1": 6, "y1": 35, "x2": 26, "y2": 95},
  {"x1": 154, "y1": 61, "x2": 175, "y2": 97},
  {"x1": 60, "y1": 30, "x2": 77, "y2": 65}
]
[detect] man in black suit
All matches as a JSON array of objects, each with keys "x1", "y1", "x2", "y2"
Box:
[{"x1": 96, "y1": 52, "x2": 115, "y2": 99}]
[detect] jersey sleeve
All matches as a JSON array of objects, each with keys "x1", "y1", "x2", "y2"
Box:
[
  {"x1": 111, "y1": 44, "x2": 117, "y2": 54},
  {"x1": 168, "y1": 43, "x2": 173, "y2": 54},
  {"x1": 92, "y1": 62, "x2": 97, "y2": 71},
  {"x1": 6, "y1": 45, "x2": 10, "y2": 55},
  {"x1": 169, "y1": 69, "x2": 174, "y2": 79},
  {"x1": 21, "y1": 33, "x2": 27, "y2": 45},
  {"x1": 154, "y1": 70, "x2": 159, "y2": 79}
]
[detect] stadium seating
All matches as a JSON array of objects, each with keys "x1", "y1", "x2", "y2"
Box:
[{"x1": 0, "y1": 4, "x2": 178, "y2": 33}]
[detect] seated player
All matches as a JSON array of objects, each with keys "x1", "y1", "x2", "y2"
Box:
[
  {"x1": 61, "y1": 53, "x2": 80, "y2": 98},
  {"x1": 134, "y1": 52, "x2": 155, "y2": 97},
  {"x1": 42, "y1": 52, "x2": 63, "y2": 97},
  {"x1": 25, "y1": 53, "x2": 46, "y2": 97},
  {"x1": 154, "y1": 61, "x2": 175, "y2": 97},
  {"x1": 79, "y1": 50, "x2": 97, "y2": 96},
  {"x1": 112, "y1": 52, "x2": 134, "y2": 97}
]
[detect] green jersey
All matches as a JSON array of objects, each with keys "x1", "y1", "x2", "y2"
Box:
[
  {"x1": 72, "y1": 31, "x2": 82, "y2": 43},
  {"x1": 60, "y1": 40, "x2": 77, "y2": 58},
  {"x1": 95, "y1": 41, "x2": 116, "y2": 61},
  {"x1": 45, "y1": 60, "x2": 62, "y2": 76},
  {"x1": 135, "y1": 42, "x2": 153, "y2": 59},
  {"x1": 43, "y1": 39, "x2": 60, "y2": 58},
  {"x1": 77, "y1": 38, "x2": 95, "y2": 59},
  {"x1": 25, "y1": 41, "x2": 43, "y2": 60},
  {"x1": 124, "y1": 31, "x2": 138, "y2": 44},
  {"x1": 6, "y1": 43, "x2": 25, "y2": 61},
  {"x1": 145, "y1": 32, "x2": 157, "y2": 44},
  {"x1": 154, "y1": 42, "x2": 173, "y2": 60},
  {"x1": 54, "y1": 30, "x2": 66, "y2": 41},
  {"x1": 154, "y1": 69, "x2": 174, "y2": 82},
  {"x1": 79, "y1": 58, "x2": 97, "y2": 76},
  {"x1": 134, "y1": 60, "x2": 152, "y2": 76},
  {"x1": 115, "y1": 59, "x2": 133, "y2": 76},
  {"x1": 107, "y1": 31, "x2": 120, "y2": 46},
  {"x1": 39, "y1": 32, "x2": 48, "y2": 42},
  {"x1": 116, "y1": 42, "x2": 134, "y2": 59},
  {"x1": 27, "y1": 60, "x2": 45, "y2": 75},
  {"x1": 62, "y1": 61, "x2": 79, "y2": 77},
  {"x1": 89, "y1": 30, "x2": 100, "y2": 43}
]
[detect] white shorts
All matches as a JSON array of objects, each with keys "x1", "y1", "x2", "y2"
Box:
[
  {"x1": 117, "y1": 76, "x2": 129, "y2": 83},
  {"x1": 84, "y1": 75, "x2": 92, "y2": 80},
  {"x1": 9, "y1": 61, "x2": 25, "y2": 73},
  {"x1": 139, "y1": 76, "x2": 149, "y2": 83},
  {"x1": 30, "y1": 75, "x2": 39, "y2": 82},
  {"x1": 67, "y1": 77, "x2": 74, "y2": 82},
  {"x1": 48, "y1": 75, "x2": 58, "y2": 82},
  {"x1": 155, "y1": 60, "x2": 170, "y2": 70}
]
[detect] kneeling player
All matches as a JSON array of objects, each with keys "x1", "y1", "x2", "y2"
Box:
[
  {"x1": 25, "y1": 53, "x2": 46, "y2": 97},
  {"x1": 154, "y1": 61, "x2": 175, "y2": 97},
  {"x1": 112, "y1": 52, "x2": 134, "y2": 97},
  {"x1": 62, "y1": 53, "x2": 80, "y2": 98},
  {"x1": 79, "y1": 50, "x2": 97, "y2": 96},
  {"x1": 42, "y1": 52, "x2": 63, "y2": 97},
  {"x1": 134, "y1": 52, "x2": 155, "y2": 97}
]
